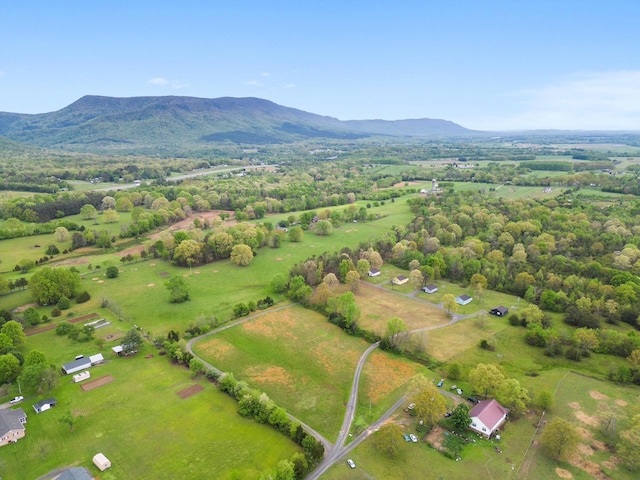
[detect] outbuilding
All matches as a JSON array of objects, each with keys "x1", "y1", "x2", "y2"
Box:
[
  {"x1": 392, "y1": 275, "x2": 409, "y2": 286},
  {"x1": 73, "y1": 371, "x2": 91, "y2": 383},
  {"x1": 62, "y1": 357, "x2": 91, "y2": 375},
  {"x1": 112, "y1": 345, "x2": 123, "y2": 356},
  {"x1": 456, "y1": 294, "x2": 473, "y2": 305},
  {"x1": 367, "y1": 268, "x2": 381, "y2": 277},
  {"x1": 422, "y1": 284, "x2": 438, "y2": 294},
  {"x1": 89, "y1": 353, "x2": 104, "y2": 365},
  {"x1": 33, "y1": 398, "x2": 57, "y2": 414},
  {"x1": 489, "y1": 306, "x2": 509, "y2": 317},
  {"x1": 93, "y1": 452, "x2": 111, "y2": 471}
]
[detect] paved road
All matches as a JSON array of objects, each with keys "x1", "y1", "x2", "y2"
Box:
[{"x1": 186, "y1": 284, "x2": 482, "y2": 479}]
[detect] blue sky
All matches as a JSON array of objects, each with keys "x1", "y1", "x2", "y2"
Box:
[{"x1": 1, "y1": 1, "x2": 639, "y2": 130}]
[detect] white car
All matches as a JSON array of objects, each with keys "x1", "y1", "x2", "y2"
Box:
[
  {"x1": 9, "y1": 396, "x2": 23, "y2": 404},
  {"x1": 347, "y1": 459, "x2": 356, "y2": 469},
  {"x1": 410, "y1": 433, "x2": 418, "y2": 443},
  {"x1": 407, "y1": 403, "x2": 416, "y2": 410},
  {"x1": 456, "y1": 388, "x2": 463, "y2": 395}
]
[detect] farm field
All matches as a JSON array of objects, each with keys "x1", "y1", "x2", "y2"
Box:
[{"x1": 0, "y1": 343, "x2": 300, "y2": 480}]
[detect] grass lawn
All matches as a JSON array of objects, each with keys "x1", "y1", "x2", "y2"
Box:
[
  {"x1": 0, "y1": 345, "x2": 300, "y2": 480},
  {"x1": 193, "y1": 305, "x2": 371, "y2": 440}
]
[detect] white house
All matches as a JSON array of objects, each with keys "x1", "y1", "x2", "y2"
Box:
[
  {"x1": 368, "y1": 268, "x2": 381, "y2": 277},
  {"x1": 469, "y1": 399, "x2": 509, "y2": 437},
  {"x1": 392, "y1": 275, "x2": 409, "y2": 286},
  {"x1": 456, "y1": 294, "x2": 473, "y2": 305},
  {"x1": 422, "y1": 284, "x2": 438, "y2": 294}
]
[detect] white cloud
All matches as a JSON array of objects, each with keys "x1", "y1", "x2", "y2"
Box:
[
  {"x1": 147, "y1": 77, "x2": 169, "y2": 86},
  {"x1": 245, "y1": 80, "x2": 263, "y2": 87},
  {"x1": 284, "y1": 83, "x2": 296, "y2": 89},
  {"x1": 485, "y1": 71, "x2": 640, "y2": 130},
  {"x1": 261, "y1": 72, "x2": 270, "y2": 77}
]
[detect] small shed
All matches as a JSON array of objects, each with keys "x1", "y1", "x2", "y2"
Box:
[
  {"x1": 456, "y1": 294, "x2": 473, "y2": 305},
  {"x1": 422, "y1": 284, "x2": 438, "y2": 294},
  {"x1": 62, "y1": 357, "x2": 91, "y2": 375},
  {"x1": 33, "y1": 398, "x2": 57, "y2": 414},
  {"x1": 73, "y1": 371, "x2": 91, "y2": 383},
  {"x1": 112, "y1": 345, "x2": 123, "y2": 356},
  {"x1": 93, "y1": 452, "x2": 111, "y2": 471},
  {"x1": 368, "y1": 268, "x2": 381, "y2": 277},
  {"x1": 490, "y1": 306, "x2": 509, "y2": 317},
  {"x1": 89, "y1": 353, "x2": 104, "y2": 365},
  {"x1": 392, "y1": 275, "x2": 409, "y2": 286}
]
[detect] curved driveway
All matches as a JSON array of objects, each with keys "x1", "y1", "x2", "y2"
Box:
[{"x1": 186, "y1": 283, "x2": 480, "y2": 478}]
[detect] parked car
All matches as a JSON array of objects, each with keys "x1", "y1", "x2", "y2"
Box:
[
  {"x1": 467, "y1": 396, "x2": 478, "y2": 404},
  {"x1": 437, "y1": 379, "x2": 444, "y2": 387},
  {"x1": 410, "y1": 433, "x2": 418, "y2": 443},
  {"x1": 456, "y1": 388, "x2": 463, "y2": 395},
  {"x1": 9, "y1": 396, "x2": 23, "y2": 404},
  {"x1": 407, "y1": 403, "x2": 416, "y2": 410},
  {"x1": 347, "y1": 459, "x2": 356, "y2": 469},
  {"x1": 403, "y1": 433, "x2": 411, "y2": 442}
]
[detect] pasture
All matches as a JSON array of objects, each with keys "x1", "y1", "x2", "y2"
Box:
[{"x1": 0, "y1": 342, "x2": 300, "y2": 480}]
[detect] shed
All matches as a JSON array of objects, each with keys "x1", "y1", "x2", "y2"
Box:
[
  {"x1": 89, "y1": 353, "x2": 104, "y2": 365},
  {"x1": 489, "y1": 306, "x2": 509, "y2": 317},
  {"x1": 73, "y1": 371, "x2": 91, "y2": 383},
  {"x1": 33, "y1": 398, "x2": 57, "y2": 414},
  {"x1": 62, "y1": 357, "x2": 91, "y2": 375},
  {"x1": 367, "y1": 268, "x2": 381, "y2": 277},
  {"x1": 93, "y1": 452, "x2": 111, "y2": 471},
  {"x1": 422, "y1": 284, "x2": 438, "y2": 294},
  {"x1": 456, "y1": 294, "x2": 473, "y2": 305},
  {"x1": 392, "y1": 275, "x2": 409, "y2": 286},
  {"x1": 112, "y1": 345, "x2": 123, "y2": 356}
]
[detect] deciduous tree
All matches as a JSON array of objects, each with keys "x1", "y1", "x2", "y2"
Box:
[
  {"x1": 413, "y1": 383, "x2": 447, "y2": 429},
  {"x1": 230, "y1": 244, "x2": 253, "y2": 267},
  {"x1": 374, "y1": 424, "x2": 404, "y2": 457},
  {"x1": 541, "y1": 418, "x2": 579, "y2": 460}
]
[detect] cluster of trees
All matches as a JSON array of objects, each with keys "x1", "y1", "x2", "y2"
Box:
[
  {"x1": 468, "y1": 364, "x2": 530, "y2": 416},
  {"x1": 218, "y1": 372, "x2": 324, "y2": 479}
]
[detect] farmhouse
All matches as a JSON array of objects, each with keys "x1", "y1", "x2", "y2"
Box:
[
  {"x1": 93, "y1": 452, "x2": 112, "y2": 471},
  {"x1": 0, "y1": 408, "x2": 27, "y2": 446},
  {"x1": 392, "y1": 275, "x2": 409, "y2": 286},
  {"x1": 368, "y1": 268, "x2": 381, "y2": 277},
  {"x1": 469, "y1": 399, "x2": 509, "y2": 438},
  {"x1": 489, "y1": 306, "x2": 509, "y2": 317},
  {"x1": 456, "y1": 294, "x2": 473, "y2": 305},
  {"x1": 422, "y1": 284, "x2": 438, "y2": 294},
  {"x1": 33, "y1": 398, "x2": 57, "y2": 414}
]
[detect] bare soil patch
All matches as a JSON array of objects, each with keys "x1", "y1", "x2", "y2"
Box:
[
  {"x1": 116, "y1": 245, "x2": 146, "y2": 257},
  {"x1": 81, "y1": 375, "x2": 114, "y2": 391},
  {"x1": 555, "y1": 468, "x2": 573, "y2": 479},
  {"x1": 575, "y1": 411, "x2": 599, "y2": 427},
  {"x1": 13, "y1": 303, "x2": 39, "y2": 313},
  {"x1": 589, "y1": 390, "x2": 609, "y2": 400},
  {"x1": 245, "y1": 366, "x2": 294, "y2": 388},
  {"x1": 568, "y1": 452, "x2": 608, "y2": 480},
  {"x1": 147, "y1": 283, "x2": 155, "y2": 287},
  {"x1": 425, "y1": 425, "x2": 446, "y2": 451},
  {"x1": 27, "y1": 313, "x2": 99, "y2": 336},
  {"x1": 393, "y1": 181, "x2": 419, "y2": 188},
  {"x1": 568, "y1": 401, "x2": 581, "y2": 409},
  {"x1": 615, "y1": 399, "x2": 628, "y2": 407},
  {"x1": 50, "y1": 257, "x2": 89, "y2": 267},
  {"x1": 159, "y1": 271, "x2": 170, "y2": 277},
  {"x1": 275, "y1": 257, "x2": 283, "y2": 261},
  {"x1": 177, "y1": 384, "x2": 204, "y2": 399},
  {"x1": 149, "y1": 210, "x2": 235, "y2": 241},
  {"x1": 602, "y1": 456, "x2": 620, "y2": 471},
  {"x1": 578, "y1": 443, "x2": 595, "y2": 456}
]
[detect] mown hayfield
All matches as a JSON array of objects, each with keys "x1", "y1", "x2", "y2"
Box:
[
  {"x1": 356, "y1": 282, "x2": 448, "y2": 334},
  {"x1": 193, "y1": 305, "x2": 371, "y2": 439},
  {"x1": 522, "y1": 371, "x2": 640, "y2": 480},
  {"x1": 0, "y1": 344, "x2": 300, "y2": 480}
]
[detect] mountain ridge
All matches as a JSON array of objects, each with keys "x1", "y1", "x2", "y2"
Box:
[{"x1": 0, "y1": 95, "x2": 473, "y2": 154}]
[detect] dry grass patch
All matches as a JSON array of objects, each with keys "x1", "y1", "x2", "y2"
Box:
[
  {"x1": 589, "y1": 390, "x2": 609, "y2": 400},
  {"x1": 363, "y1": 351, "x2": 419, "y2": 403},
  {"x1": 310, "y1": 341, "x2": 359, "y2": 376},
  {"x1": 196, "y1": 337, "x2": 235, "y2": 361},
  {"x1": 575, "y1": 411, "x2": 599, "y2": 427},
  {"x1": 556, "y1": 468, "x2": 573, "y2": 479},
  {"x1": 615, "y1": 399, "x2": 628, "y2": 407},
  {"x1": 245, "y1": 366, "x2": 295, "y2": 388},
  {"x1": 242, "y1": 311, "x2": 298, "y2": 341},
  {"x1": 356, "y1": 282, "x2": 448, "y2": 333}
]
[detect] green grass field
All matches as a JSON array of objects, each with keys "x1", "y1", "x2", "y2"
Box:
[{"x1": 0, "y1": 339, "x2": 300, "y2": 480}]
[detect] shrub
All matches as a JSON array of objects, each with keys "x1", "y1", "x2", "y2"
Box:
[
  {"x1": 55, "y1": 322, "x2": 75, "y2": 336},
  {"x1": 508, "y1": 313, "x2": 521, "y2": 326},
  {"x1": 57, "y1": 296, "x2": 71, "y2": 310},
  {"x1": 106, "y1": 266, "x2": 119, "y2": 278},
  {"x1": 479, "y1": 339, "x2": 495, "y2": 351},
  {"x1": 76, "y1": 291, "x2": 91, "y2": 303},
  {"x1": 51, "y1": 307, "x2": 62, "y2": 317}
]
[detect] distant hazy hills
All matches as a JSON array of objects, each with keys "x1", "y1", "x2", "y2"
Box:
[{"x1": 0, "y1": 95, "x2": 472, "y2": 154}]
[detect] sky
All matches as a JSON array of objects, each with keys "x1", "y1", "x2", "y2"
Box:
[{"x1": 1, "y1": 1, "x2": 639, "y2": 131}]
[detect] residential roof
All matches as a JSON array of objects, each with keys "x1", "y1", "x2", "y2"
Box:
[
  {"x1": 457, "y1": 294, "x2": 472, "y2": 301},
  {"x1": 492, "y1": 306, "x2": 508, "y2": 313},
  {"x1": 424, "y1": 284, "x2": 438, "y2": 290},
  {"x1": 369, "y1": 268, "x2": 380, "y2": 274},
  {"x1": 470, "y1": 399, "x2": 509, "y2": 430},
  {"x1": 89, "y1": 353, "x2": 104, "y2": 364},
  {"x1": 112, "y1": 345, "x2": 123, "y2": 354},
  {"x1": 396, "y1": 275, "x2": 408, "y2": 281},
  {"x1": 54, "y1": 467, "x2": 94, "y2": 480},
  {"x1": 0, "y1": 408, "x2": 26, "y2": 436}
]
